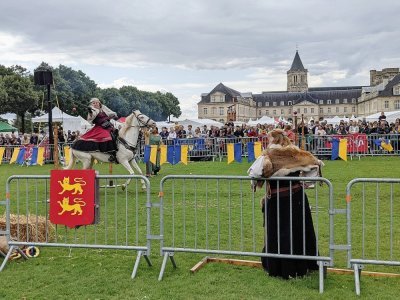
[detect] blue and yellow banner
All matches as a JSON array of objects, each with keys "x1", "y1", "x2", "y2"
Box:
[
  {"x1": 374, "y1": 139, "x2": 393, "y2": 152},
  {"x1": 146, "y1": 144, "x2": 187, "y2": 165},
  {"x1": 227, "y1": 143, "x2": 242, "y2": 164},
  {"x1": 247, "y1": 141, "x2": 262, "y2": 162},
  {"x1": 331, "y1": 138, "x2": 347, "y2": 161}
]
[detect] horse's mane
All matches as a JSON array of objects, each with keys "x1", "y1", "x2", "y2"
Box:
[{"x1": 119, "y1": 113, "x2": 135, "y2": 136}]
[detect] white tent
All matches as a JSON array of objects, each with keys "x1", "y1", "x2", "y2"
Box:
[
  {"x1": 364, "y1": 111, "x2": 400, "y2": 123},
  {"x1": 323, "y1": 116, "x2": 349, "y2": 125},
  {"x1": 248, "y1": 115, "x2": 275, "y2": 125},
  {"x1": 32, "y1": 107, "x2": 91, "y2": 134}
]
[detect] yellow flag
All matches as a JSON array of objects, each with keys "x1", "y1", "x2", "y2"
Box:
[
  {"x1": 159, "y1": 145, "x2": 167, "y2": 165},
  {"x1": 37, "y1": 147, "x2": 45, "y2": 166},
  {"x1": 227, "y1": 143, "x2": 234, "y2": 164},
  {"x1": 181, "y1": 145, "x2": 188, "y2": 165},
  {"x1": 9, "y1": 148, "x2": 19, "y2": 164},
  {"x1": 150, "y1": 145, "x2": 157, "y2": 165},
  {"x1": 0, "y1": 147, "x2": 5, "y2": 165},
  {"x1": 254, "y1": 142, "x2": 262, "y2": 158},
  {"x1": 339, "y1": 139, "x2": 347, "y2": 161},
  {"x1": 64, "y1": 146, "x2": 71, "y2": 166},
  {"x1": 381, "y1": 140, "x2": 393, "y2": 152}
]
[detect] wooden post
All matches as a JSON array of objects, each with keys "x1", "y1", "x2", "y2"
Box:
[
  {"x1": 53, "y1": 126, "x2": 59, "y2": 169},
  {"x1": 301, "y1": 114, "x2": 305, "y2": 150}
]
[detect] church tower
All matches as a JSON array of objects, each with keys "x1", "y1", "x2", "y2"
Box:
[{"x1": 287, "y1": 51, "x2": 308, "y2": 92}]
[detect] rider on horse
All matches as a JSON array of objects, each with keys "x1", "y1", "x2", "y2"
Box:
[{"x1": 72, "y1": 98, "x2": 119, "y2": 162}]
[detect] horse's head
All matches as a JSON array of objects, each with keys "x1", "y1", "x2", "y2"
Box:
[
  {"x1": 132, "y1": 110, "x2": 156, "y2": 128},
  {"x1": 119, "y1": 110, "x2": 156, "y2": 136}
]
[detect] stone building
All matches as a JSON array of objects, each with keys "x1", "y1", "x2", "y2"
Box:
[{"x1": 197, "y1": 51, "x2": 400, "y2": 123}]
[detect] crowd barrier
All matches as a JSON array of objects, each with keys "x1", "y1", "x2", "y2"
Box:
[
  {"x1": 1, "y1": 133, "x2": 399, "y2": 165},
  {"x1": 157, "y1": 175, "x2": 334, "y2": 293},
  {"x1": 0, "y1": 175, "x2": 153, "y2": 278},
  {"x1": 1, "y1": 174, "x2": 400, "y2": 294},
  {"x1": 345, "y1": 178, "x2": 400, "y2": 295}
]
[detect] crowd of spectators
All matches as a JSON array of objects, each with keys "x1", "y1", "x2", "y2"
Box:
[{"x1": 151, "y1": 116, "x2": 400, "y2": 143}]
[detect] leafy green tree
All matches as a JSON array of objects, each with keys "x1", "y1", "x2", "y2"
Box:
[{"x1": 0, "y1": 72, "x2": 39, "y2": 133}]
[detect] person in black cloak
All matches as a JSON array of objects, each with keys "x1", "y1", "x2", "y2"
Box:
[{"x1": 251, "y1": 129, "x2": 323, "y2": 279}]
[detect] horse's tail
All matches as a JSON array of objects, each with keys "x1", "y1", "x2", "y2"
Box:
[{"x1": 64, "y1": 150, "x2": 76, "y2": 170}]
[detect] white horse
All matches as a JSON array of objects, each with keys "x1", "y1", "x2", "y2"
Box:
[{"x1": 65, "y1": 110, "x2": 156, "y2": 189}]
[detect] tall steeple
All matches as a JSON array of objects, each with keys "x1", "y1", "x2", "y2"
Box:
[{"x1": 287, "y1": 51, "x2": 308, "y2": 92}]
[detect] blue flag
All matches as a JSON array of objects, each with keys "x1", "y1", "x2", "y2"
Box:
[
  {"x1": 234, "y1": 143, "x2": 242, "y2": 163},
  {"x1": 30, "y1": 147, "x2": 38, "y2": 165},
  {"x1": 331, "y1": 139, "x2": 339, "y2": 160},
  {"x1": 16, "y1": 148, "x2": 26, "y2": 165},
  {"x1": 248, "y1": 142, "x2": 255, "y2": 162},
  {"x1": 143, "y1": 145, "x2": 151, "y2": 163}
]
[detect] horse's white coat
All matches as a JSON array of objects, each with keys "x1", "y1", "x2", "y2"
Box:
[{"x1": 65, "y1": 110, "x2": 156, "y2": 189}]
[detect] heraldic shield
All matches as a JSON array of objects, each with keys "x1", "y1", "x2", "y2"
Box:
[{"x1": 50, "y1": 170, "x2": 96, "y2": 228}]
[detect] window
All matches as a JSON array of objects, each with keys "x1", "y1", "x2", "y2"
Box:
[
  {"x1": 328, "y1": 107, "x2": 331, "y2": 113},
  {"x1": 297, "y1": 108, "x2": 300, "y2": 113},
  {"x1": 304, "y1": 108, "x2": 307, "y2": 113},
  {"x1": 319, "y1": 107, "x2": 323, "y2": 114},
  {"x1": 266, "y1": 110, "x2": 269, "y2": 115},
  {"x1": 273, "y1": 110, "x2": 276, "y2": 115},
  {"x1": 203, "y1": 107, "x2": 208, "y2": 115},
  {"x1": 280, "y1": 101, "x2": 285, "y2": 106},
  {"x1": 211, "y1": 94, "x2": 224, "y2": 102},
  {"x1": 352, "y1": 106, "x2": 356, "y2": 112},
  {"x1": 281, "y1": 109, "x2": 284, "y2": 114},
  {"x1": 393, "y1": 86, "x2": 400, "y2": 95},
  {"x1": 288, "y1": 108, "x2": 292, "y2": 115},
  {"x1": 351, "y1": 98, "x2": 356, "y2": 103},
  {"x1": 219, "y1": 107, "x2": 224, "y2": 115},
  {"x1": 336, "y1": 107, "x2": 339, "y2": 113},
  {"x1": 384, "y1": 101, "x2": 389, "y2": 109},
  {"x1": 319, "y1": 100, "x2": 324, "y2": 104},
  {"x1": 219, "y1": 119, "x2": 224, "y2": 122},
  {"x1": 344, "y1": 107, "x2": 347, "y2": 113},
  {"x1": 258, "y1": 102, "x2": 262, "y2": 107},
  {"x1": 212, "y1": 107, "x2": 216, "y2": 115},
  {"x1": 395, "y1": 100, "x2": 400, "y2": 110},
  {"x1": 335, "y1": 99, "x2": 340, "y2": 104},
  {"x1": 327, "y1": 100, "x2": 332, "y2": 104},
  {"x1": 343, "y1": 99, "x2": 347, "y2": 104},
  {"x1": 273, "y1": 102, "x2": 277, "y2": 106},
  {"x1": 288, "y1": 101, "x2": 292, "y2": 106},
  {"x1": 265, "y1": 102, "x2": 270, "y2": 107},
  {"x1": 311, "y1": 108, "x2": 314, "y2": 114}
]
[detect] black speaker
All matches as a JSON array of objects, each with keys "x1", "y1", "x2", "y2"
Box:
[{"x1": 34, "y1": 70, "x2": 53, "y2": 86}]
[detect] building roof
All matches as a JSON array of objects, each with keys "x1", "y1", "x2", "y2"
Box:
[
  {"x1": 209, "y1": 83, "x2": 241, "y2": 97},
  {"x1": 289, "y1": 51, "x2": 306, "y2": 71},
  {"x1": 379, "y1": 74, "x2": 400, "y2": 96}
]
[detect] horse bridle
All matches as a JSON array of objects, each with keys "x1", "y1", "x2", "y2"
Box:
[{"x1": 117, "y1": 111, "x2": 154, "y2": 155}]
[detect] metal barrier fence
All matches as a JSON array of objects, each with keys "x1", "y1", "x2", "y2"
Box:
[
  {"x1": 2, "y1": 133, "x2": 399, "y2": 165},
  {"x1": 345, "y1": 178, "x2": 400, "y2": 295},
  {"x1": 158, "y1": 175, "x2": 334, "y2": 293},
  {"x1": 0, "y1": 174, "x2": 153, "y2": 278}
]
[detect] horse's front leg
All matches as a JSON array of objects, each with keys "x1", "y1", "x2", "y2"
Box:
[
  {"x1": 130, "y1": 159, "x2": 147, "y2": 190},
  {"x1": 119, "y1": 160, "x2": 136, "y2": 190}
]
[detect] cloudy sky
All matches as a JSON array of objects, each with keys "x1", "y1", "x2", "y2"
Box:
[{"x1": 1, "y1": 0, "x2": 400, "y2": 119}]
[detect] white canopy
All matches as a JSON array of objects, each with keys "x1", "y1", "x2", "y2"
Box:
[
  {"x1": 364, "y1": 111, "x2": 400, "y2": 123},
  {"x1": 323, "y1": 116, "x2": 349, "y2": 125},
  {"x1": 32, "y1": 107, "x2": 91, "y2": 134},
  {"x1": 248, "y1": 115, "x2": 275, "y2": 125}
]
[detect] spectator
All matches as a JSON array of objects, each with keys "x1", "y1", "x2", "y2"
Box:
[
  {"x1": 160, "y1": 127, "x2": 169, "y2": 140},
  {"x1": 186, "y1": 125, "x2": 194, "y2": 138},
  {"x1": 378, "y1": 111, "x2": 386, "y2": 123},
  {"x1": 348, "y1": 120, "x2": 359, "y2": 134},
  {"x1": 30, "y1": 132, "x2": 39, "y2": 145},
  {"x1": 167, "y1": 126, "x2": 177, "y2": 140},
  {"x1": 21, "y1": 133, "x2": 30, "y2": 146}
]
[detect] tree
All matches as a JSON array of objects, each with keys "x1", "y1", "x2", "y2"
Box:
[{"x1": 0, "y1": 73, "x2": 39, "y2": 133}]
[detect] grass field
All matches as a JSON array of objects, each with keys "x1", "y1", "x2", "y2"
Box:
[{"x1": 0, "y1": 157, "x2": 400, "y2": 299}]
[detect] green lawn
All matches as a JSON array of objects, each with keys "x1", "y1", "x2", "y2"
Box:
[{"x1": 0, "y1": 157, "x2": 400, "y2": 299}]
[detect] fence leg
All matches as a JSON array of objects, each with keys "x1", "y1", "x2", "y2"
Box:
[
  {"x1": 158, "y1": 252, "x2": 176, "y2": 281},
  {"x1": 144, "y1": 254, "x2": 152, "y2": 267},
  {"x1": 0, "y1": 245, "x2": 14, "y2": 271},
  {"x1": 318, "y1": 261, "x2": 324, "y2": 294},
  {"x1": 353, "y1": 263, "x2": 361, "y2": 296},
  {"x1": 131, "y1": 251, "x2": 142, "y2": 279}
]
